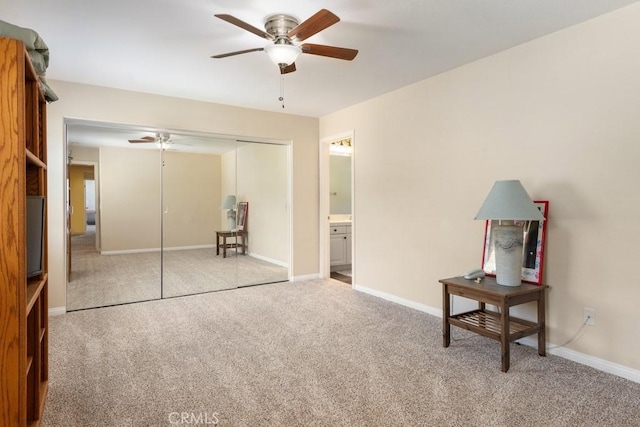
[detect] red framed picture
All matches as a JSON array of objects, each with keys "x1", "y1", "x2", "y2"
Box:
[{"x1": 237, "y1": 202, "x2": 248, "y2": 231}]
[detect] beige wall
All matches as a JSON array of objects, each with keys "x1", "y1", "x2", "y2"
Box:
[
  {"x1": 321, "y1": 4, "x2": 640, "y2": 371},
  {"x1": 219, "y1": 144, "x2": 290, "y2": 265},
  {"x1": 47, "y1": 81, "x2": 319, "y2": 308},
  {"x1": 99, "y1": 146, "x2": 162, "y2": 252},
  {"x1": 163, "y1": 150, "x2": 220, "y2": 249},
  {"x1": 70, "y1": 145, "x2": 99, "y2": 162},
  {"x1": 97, "y1": 147, "x2": 221, "y2": 252},
  {"x1": 237, "y1": 143, "x2": 289, "y2": 264}
]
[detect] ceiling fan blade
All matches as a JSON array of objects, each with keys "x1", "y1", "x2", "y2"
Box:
[
  {"x1": 301, "y1": 44, "x2": 358, "y2": 60},
  {"x1": 279, "y1": 63, "x2": 296, "y2": 74},
  {"x1": 288, "y1": 9, "x2": 340, "y2": 41},
  {"x1": 128, "y1": 136, "x2": 156, "y2": 143},
  {"x1": 215, "y1": 14, "x2": 274, "y2": 40},
  {"x1": 211, "y1": 47, "x2": 264, "y2": 59}
]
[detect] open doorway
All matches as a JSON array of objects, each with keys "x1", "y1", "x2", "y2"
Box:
[{"x1": 320, "y1": 133, "x2": 354, "y2": 286}]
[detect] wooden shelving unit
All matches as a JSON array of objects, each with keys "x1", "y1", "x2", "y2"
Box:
[{"x1": 1, "y1": 37, "x2": 49, "y2": 426}]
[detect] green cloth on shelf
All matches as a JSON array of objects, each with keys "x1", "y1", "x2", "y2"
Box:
[{"x1": 0, "y1": 20, "x2": 59, "y2": 102}]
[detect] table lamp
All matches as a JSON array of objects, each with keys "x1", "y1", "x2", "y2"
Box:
[
  {"x1": 475, "y1": 180, "x2": 545, "y2": 286},
  {"x1": 221, "y1": 195, "x2": 236, "y2": 230}
]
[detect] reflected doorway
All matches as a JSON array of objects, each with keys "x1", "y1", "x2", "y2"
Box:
[{"x1": 68, "y1": 162, "x2": 98, "y2": 283}]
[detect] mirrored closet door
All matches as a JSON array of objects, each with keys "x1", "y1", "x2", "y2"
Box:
[
  {"x1": 66, "y1": 134, "x2": 163, "y2": 311},
  {"x1": 234, "y1": 141, "x2": 290, "y2": 287},
  {"x1": 66, "y1": 121, "x2": 290, "y2": 311}
]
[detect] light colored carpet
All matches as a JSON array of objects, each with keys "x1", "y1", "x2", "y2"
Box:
[
  {"x1": 68, "y1": 228, "x2": 288, "y2": 311},
  {"x1": 43, "y1": 279, "x2": 640, "y2": 426}
]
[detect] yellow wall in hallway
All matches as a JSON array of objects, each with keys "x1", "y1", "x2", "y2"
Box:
[{"x1": 69, "y1": 165, "x2": 94, "y2": 235}]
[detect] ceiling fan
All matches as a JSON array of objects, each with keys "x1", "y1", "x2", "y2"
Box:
[
  {"x1": 128, "y1": 133, "x2": 191, "y2": 148},
  {"x1": 128, "y1": 132, "x2": 171, "y2": 144},
  {"x1": 211, "y1": 9, "x2": 358, "y2": 74}
]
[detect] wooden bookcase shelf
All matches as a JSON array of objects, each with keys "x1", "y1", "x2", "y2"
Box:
[
  {"x1": 1, "y1": 37, "x2": 49, "y2": 426},
  {"x1": 26, "y1": 150, "x2": 47, "y2": 169},
  {"x1": 26, "y1": 276, "x2": 48, "y2": 314}
]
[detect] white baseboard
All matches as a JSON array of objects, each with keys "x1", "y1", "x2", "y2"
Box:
[
  {"x1": 353, "y1": 284, "x2": 640, "y2": 385},
  {"x1": 49, "y1": 306, "x2": 66, "y2": 316},
  {"x1": 353, "y1": 284, "x2": 443, "y2": 318},
  {"x1": 163, "y1": 244, "x2": 215, "y2": 252},
  {"x1": 101, "y1": 244, "x2": 215, "y2": 255},
  {"x1": 248, "y1": 252, "x2": 289, "y2": 268},
  {"x1": 101, "y1": 248, "x2": 160, "y2": 255},
  {"x1": 516, "y1": 336, "x2": 640, "y2": 384}
]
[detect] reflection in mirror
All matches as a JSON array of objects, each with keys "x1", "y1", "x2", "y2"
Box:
[
  {"x1": 330, "y1": 153, "x2": 352, "y2": 216},
  {"x1": 160, "y1": 136, "x2": 238, "y2": 297},
  {"x1": 234, "y1": 142, "x2": 290, "y2": 287},
  {"x1": 329, "y1": 139, "x2": 352, "y2": 284},
  {"x1": 66, "y1": 121, "x2": 290, "y2": 310},
  {"x1": 66, "y1": 133, "x2": 162, "y2": 310}
]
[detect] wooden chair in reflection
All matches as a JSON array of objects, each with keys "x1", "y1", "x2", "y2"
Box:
[{"x1": 215, "y1": 201, "x2": 248, "y2": 258}]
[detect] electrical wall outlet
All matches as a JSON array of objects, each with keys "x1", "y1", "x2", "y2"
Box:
[{"x1": 584, "y1": 307, "x2": 596, "y2": 326}]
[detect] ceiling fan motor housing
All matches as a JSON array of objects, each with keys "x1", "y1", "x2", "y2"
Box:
[{"x1": 265, "y1": 14, "x2": 299, "y2": 44}]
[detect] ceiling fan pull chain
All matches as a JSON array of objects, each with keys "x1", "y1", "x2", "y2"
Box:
[{"x1": 279, "y1": 76, "x2": 285, "y2": 109}]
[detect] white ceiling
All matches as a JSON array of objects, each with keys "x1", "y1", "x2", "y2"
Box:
[{"x1": 3, "y1": 0, "x2": 638, "y2": 118}]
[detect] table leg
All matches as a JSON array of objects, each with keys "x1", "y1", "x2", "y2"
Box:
[
  {"x1": 501, "y1": 303, "x2": 510, "y2": 372},
  {"x1": 538, "y1": 291, "x2": 547, "y2": 357},
  {"x1": 216, "y1": 233, "x2": 220, "y2": 256},
  {"x1": 443, "y1": 284, "x2": 450, "y2": 348},
  {"x1": 222, "y1": 236, "x2": 227, "y2": 258}
]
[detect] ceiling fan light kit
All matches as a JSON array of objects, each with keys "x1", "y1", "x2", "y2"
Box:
[{"x1": 265, "y1": 44, "x2": 301, "y2": 66}]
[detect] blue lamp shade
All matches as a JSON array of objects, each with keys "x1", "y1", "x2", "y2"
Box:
[
  {"x1": 221, "y1": 195, "x2": 236, "y2": 210},
  {"x1": 475, "y1": 180, "x2": 544, "y2": 221}
]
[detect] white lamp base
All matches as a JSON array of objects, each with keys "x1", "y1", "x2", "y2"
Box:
[
  {"x1": 493, "y1": 224, "x2": 524, "y2": 287},
  {"x1": 226, "y1": 209, "x2": 236, "y2": 231}
]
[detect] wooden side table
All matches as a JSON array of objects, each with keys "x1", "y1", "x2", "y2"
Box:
[
  {"x1": 440, "y1": 276, "x2": 548, "y2": 372},
  {"x1": 215, "y1": 230, "x2": 247, "y2": 258}
]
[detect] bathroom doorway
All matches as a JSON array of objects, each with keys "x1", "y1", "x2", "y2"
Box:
[{"x1": 320, "y1": 133, "x2": 354, "y2": 286}]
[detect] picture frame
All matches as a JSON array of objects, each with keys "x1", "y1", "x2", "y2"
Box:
[
  {"x1": 237, "y1": 202, "x2": 248, "y2": 231},
  {"x1": 481, "y1": 200, "x2": 548, "y2": 285}
]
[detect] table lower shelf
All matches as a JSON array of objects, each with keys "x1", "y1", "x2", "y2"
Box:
[{"x1": 449, "y1": 309, "x2": 540, "y2": 342}]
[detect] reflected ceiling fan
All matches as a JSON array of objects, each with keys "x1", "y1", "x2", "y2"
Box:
[
  {"x1": 211, "y1": 9, "x2": 358, "y2": 74},
  {"x1": 128, "y1": 132, "x2": 170, "y2": 144},
  {"x1": 128, "y1": 133, "x2": 191, "y2": 148}
]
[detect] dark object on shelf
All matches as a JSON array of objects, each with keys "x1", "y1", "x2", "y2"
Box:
[{"x1": 26, "y1": 196, "x2": 45, "y2": 278}]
